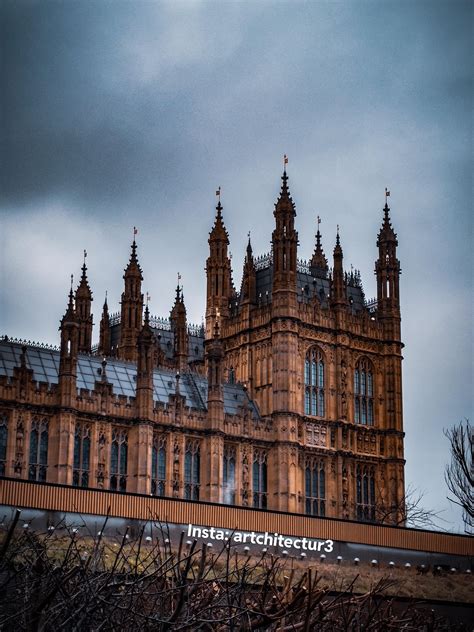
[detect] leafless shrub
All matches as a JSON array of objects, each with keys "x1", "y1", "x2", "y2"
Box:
[{"x1": 0, "y1": 510, "x2": 466, "y2": 631}]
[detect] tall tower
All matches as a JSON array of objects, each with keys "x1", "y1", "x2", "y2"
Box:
[
  {"x1": 56, "y1": 280, "x2": 80, "y2": 485},
  {"x1": 376, "y1": 200, "x2": 401, "y2": 338},
  {"x1": 132, "y1": 304, "x2": 155, "y2": 494},
  {"x1": 58, "y1": 280, "x2": 79, "y2": 407},
  {"x1": 118, "y1": 236, "x2": 144, "y2": 362},
  {"x1": 170, "y1": 284, "x2": 189, "y2": 372},
  {"x1": 375, "y1": 197, "x2": 404, "y2": 521},
  {"x1": 204, "y1": 320, "x2": 225, "y2": 502},
  {"x1": 136, "y1": 304, "x2": 155, "y2": 421},
  {"x1": 75, "y1": 253, "x2": 93, "y2": 353},
  {"x1": 269, "y1": 167, "x2": 300, "y2": 513},
  {"x1": 206, "y1": 198, "x2": 233, "y2": 337}
]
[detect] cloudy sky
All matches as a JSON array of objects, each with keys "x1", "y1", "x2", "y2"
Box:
[{"x1": 1, "y1": 0, "x2": 472, "y2": 531}]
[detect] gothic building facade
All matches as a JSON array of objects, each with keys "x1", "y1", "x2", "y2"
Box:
[{"x1": 0, "y1": 169, "x2": 405, "y2": 523}]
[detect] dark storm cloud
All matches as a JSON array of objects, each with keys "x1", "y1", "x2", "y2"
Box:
[{"x1": 1, "y1": 0, "x2": 472, "y2": 530}]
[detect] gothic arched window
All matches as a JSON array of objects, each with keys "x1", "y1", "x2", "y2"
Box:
[
  {"x1": 354, "y1": 358, "x2": 375, "y2": 425},
  {"x1": 356, "y1": 465, "x2": 376, "y2": 521},
  {"x1": 29, "y1": 417, "x2": 49, "y2": 482},
  {"x1": 73, "y1": 423, "x2": 90, "y2": 488},
  {"x1": 305, "y1": 457, "x2": 325, "y2": 516},
  {"x1": 110, "y1": 429, "x2": 128, "y2": 492},
  {"x1": 0, "y1": 413, "x2": 8, "y2": 477},
  {"x1": 304, "y1": 347, "x2": 325, "y2": 417},
  {"x1": 152, "y1": 434, "x2": 167, "y2": 496},
  {"x1": 253, "y1": 449, "x2": 267, "y2": 509},
  {"x1": 184, "y1": 439, "x2": 200, "y2": 500}
]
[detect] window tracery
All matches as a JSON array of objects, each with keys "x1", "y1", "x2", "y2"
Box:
[
  {"x1": 304, "y1": 347, "x2": 325, "y2": 417},
  {"x1": 354, "y1": 358, "x2": 375, "y2": 425}
]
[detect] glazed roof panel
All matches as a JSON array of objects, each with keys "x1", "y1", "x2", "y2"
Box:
[{"x1": 0, "y1": 339, "x2": 259, "y2": 419}]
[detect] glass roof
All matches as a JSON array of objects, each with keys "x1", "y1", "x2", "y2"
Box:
[{"x1": 0, "y1": 339, "x2": 259, "y2": 419}]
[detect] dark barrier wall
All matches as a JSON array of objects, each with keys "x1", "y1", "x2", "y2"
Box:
[{"x1": 1, "y1": 478, "x2": 473, "y2": 565}]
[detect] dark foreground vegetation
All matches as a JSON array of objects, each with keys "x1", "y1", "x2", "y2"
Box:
[{"x1": 0, "y1": 510, "x2": 469, "y2": 631}]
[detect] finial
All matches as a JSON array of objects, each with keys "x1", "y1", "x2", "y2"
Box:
[
  {"x1": 131, "y1": 226, "x2": 138, "y2": 257},
  {"x1": 146, "y1": 291, "x2": 151, "y2": 306},
  {"x1": 101, "y1": 357, "x2": 107, "y2": 382},
  {"x1": 246, "y1": 231, "x2": 253, "y2": 258},
  {"x1": 336, "y1": 224, "x2": 340, "y2": 246},
  {"x1": 283, "y1": 154, "x2": 288, "y2": 172},
  {"x1": 384, "y1": 187, "x2": 391, "y2": 211},
  {"x1": 81, "y1": 249, "x2": 87, "y2": 276},
  {"x1": 104, "y1": 290, "x2": 108, "y2": 303},
  {"x1": 70, "y1": 274, "x2": 74, "y2": 292}
]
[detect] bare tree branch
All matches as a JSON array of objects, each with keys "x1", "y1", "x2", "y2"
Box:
[{"x1": 444, "y1": 419, "x2": 474, "y2": 532}]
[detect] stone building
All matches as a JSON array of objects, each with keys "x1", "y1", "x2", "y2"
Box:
[{"x1": 0, "y1": 168, "x2": 404, "y2": 523}]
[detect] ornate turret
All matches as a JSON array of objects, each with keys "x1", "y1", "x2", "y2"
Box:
[
  {"x1": 170, "y1": 283, "x2": 188, "y2": 372},
  {"x1": 136, "y1": 304, "x2": 155, "y2": 420},
  {"x1": 98, "y1": 293, "x2": 111, "y2": 357},
  {"x1": 58, "y1": 277, "x2": 79, "y2": 406},
  {"x1": 310, "y1": 217, "x2": 328, "y2": 278},
  {"x1": 75, "y1": 252, "x2": 93, "y2": 353},
  {"x1": 118, "y1": 233, "x2": 144, "y2": 362},
  {"x1": 330, "y1": 228, "x2": 347, "y2": 308},
  {"x1": 240, "y1": 235, "x2": 256, "y2": 305},
  {"x1": 272, "y1": 167, "x2": 298, "y2": 295},
  {"x1": 376, "y1": 198, "x2": 401, "y2": 320},
  {"x1": 206, "y1": 195, "x2": 233, "y2": 336}
]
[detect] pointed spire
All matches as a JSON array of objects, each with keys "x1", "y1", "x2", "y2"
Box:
[
  {"x1": 240, "y1": 231, "x2": 256, "y2": 304},
  {"x1": 310, "y1": 215, "x2": 328, "y2": 277},
  {"x1": 98, "y1": 292, "x2": 111, "y2": 357},
  {"x1": 333, "y1": 224, "x2": 343, "y2": 256},
  {"x1": 274, "y1": 165, "x2": 296, "y2": 217},
  {"x1": 246, "y1": 232, "x2": 253, "y2": 260},
  {"x1": 125, "y1": 229, "x2": 142, "y2": 274},
  {"x1": 76, "y1": 250, "x2": 92, "y2": 299},
  {"x1": 61, "y1": 274, "x2": 75, "y2": 323},
  {"x1": 209, "y1": 197, "x2": 229, "y2": 244},
  {"x1": 331, "y1": 226, "x2": 347, "y2": 307},
  {"x1": 378, "y1": 201, "x2": 398, "y2": 246}
]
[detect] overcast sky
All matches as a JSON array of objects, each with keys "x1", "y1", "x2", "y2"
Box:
[{"x1": 1, "y1": 0, "x2": 472, "y2": 532}]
